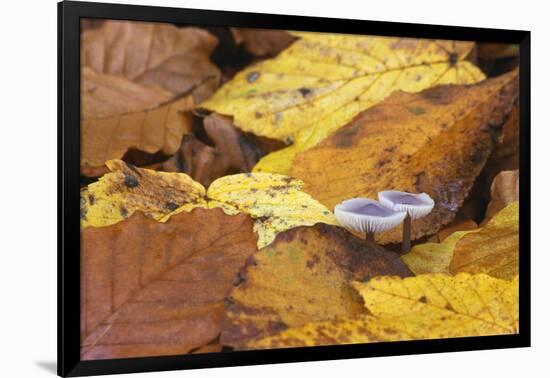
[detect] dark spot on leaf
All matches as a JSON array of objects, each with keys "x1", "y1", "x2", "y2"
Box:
[
  {"x1": 88, "y1": 194, "x2": 95, "y2": 205},
  {"x1": 120, "y1": 207, "x2": 128, "y2": 218},
  {"x1": 255, "y1": 111, "x2": 263, "y2": 119},
  {"x1": 384, "y1": 145, "x2": 396, "y2": 153},
  {"x1": 165, "y1": 202, "x2": 179, "y2": 211},
  {"x1": 376, "y1": 159, "x2": 390, "y2": 168},
  {"x1": 124, "y1": 174, "x2": 139, "y2": 188},
  {"x1": 419, "y1": 296, "x2": 427, "y2": 303},
  {"x1": 247, "y1": 71, "x2": 260, "y2": 83},
  {"x1": 298, "y1": 87, "x2": 312, "y2": 97},
  {"x1": 445, "y1": 302, "x2": 455, "y2": 311}
]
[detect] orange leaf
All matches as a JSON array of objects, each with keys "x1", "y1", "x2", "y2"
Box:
[
  {"x1": 80, "y1": 208, "x2": 257, "y2": 360},
  {"x1": 289, "y1": 70, "x2": 519, "y2": 244}
]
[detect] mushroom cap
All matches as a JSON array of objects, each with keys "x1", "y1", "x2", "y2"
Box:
[
  {"x1": 334, "y1": 198, "x2": 407, "y2": 233},
  {"x1": 378, "y1": 190, "x2": 435, "y2": 220}
]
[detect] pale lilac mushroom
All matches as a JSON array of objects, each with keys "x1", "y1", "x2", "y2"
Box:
[
  {"x1": 378, "y1": 190, "x2": 435, "y2": 252},
  {"x1": 334, "y1": 198, "x2": 407, "y2": 242}
]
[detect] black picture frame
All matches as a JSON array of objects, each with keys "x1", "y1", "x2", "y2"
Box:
[{"x1": 58, "y1": 1, "x2": 531, "y2": 376}]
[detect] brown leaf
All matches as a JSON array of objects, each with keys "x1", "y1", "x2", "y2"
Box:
[
  {"x1": 484, "y1": 170, "x2": 519, "y2": 223},
  {"x1": 231, "y1": 28, "x2": 295, "y2": 57},
  {"x1": 221, "y1": 224, "x2": 412, "y2": 348},
  {"x1": 81, "y1": 20, "x2": 220, "y2": 98},
  {"x1": 80, "y1": 20, "x2": 221, "y2": 175},
  {"x1": 80, "y1": 208, "x2": 257, "y2": 360},
  {"x1": 289, "y1": 70, "x2": 519, "y2": 244},
  {"x1": 437, "y1": 218, "x2": 478, "y2": 242},
  {"x1": 163, "y1": 114, "x2": 265, "y2": 186}
]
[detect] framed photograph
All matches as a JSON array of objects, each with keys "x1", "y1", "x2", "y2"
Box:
[{"x1": 58, "y1": 1, "x2": 530, "y2": 376}]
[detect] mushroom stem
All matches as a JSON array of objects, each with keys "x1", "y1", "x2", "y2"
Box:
[
  {"x1": 366, "y1": 231, "x2": 374, "y2": 243},
  {"x1": 402, "y1": 214, "x2": 411, "y2": 253}
]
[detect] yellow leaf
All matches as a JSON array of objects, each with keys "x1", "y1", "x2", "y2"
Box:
[
  {"x1": 289, "y1": 70, "x2": 518, "y2": 243},
  {"x1": 221, "y1": 224, "x2": 412, "y2": 348},
  {"x1": 201, "y1": 32, "x2": 485, "y2": 174},
  {"x1": 80, "y1": 160, "x2": 207, "y2": 228},
  {"x1": 245, "y1": 274, "x2": 518, "y2": 349},
  {"x1": 81, "y1": 160, "x2": 337, "y2": 248},
  {"x1": 401, "y1": 229, "x2": 479, "y2": 275},
  {"x1": 450, "y1": 202, "x2": 519, "y2": 280}
]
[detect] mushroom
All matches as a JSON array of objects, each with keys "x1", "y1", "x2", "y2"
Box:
[
  {"x1": 334, "y1": 198, "x2": 407, "y2": 242},
  {"x1": 378, "y1": 190, "x2": 435, "y2": 252}
]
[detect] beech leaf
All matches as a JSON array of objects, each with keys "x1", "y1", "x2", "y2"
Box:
[
  {"x1": 81, "y1": 160, "x2": 338, "y2": 248},
  {"x1": 80, "y1": 208, "x2": 257, "y2": 360},
  {"x1": 245, "y1": 273, "x2": 518, "y2": 349},
  {"x1": 221, "y1": 224, "x2": 412, "y2": 348},
  {"x1": 289, "y1": 70, "x2": 518, "y2": 243},
  {"x1": 202, "y1": 32, "x2": 485, "y2": 174}
]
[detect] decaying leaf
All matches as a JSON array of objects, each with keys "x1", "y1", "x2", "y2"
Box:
[
  {"x1": 221, "y1": 224, "x2": 412, "y2": 348},
  {"x1": 81, "y1": 20, "x2": 220, "y2": 97},
  {"x1": 244, "y1": 273, "x2": 518, "y2": 349},
  {"x1": 289, "y1": 70, "x2": 518, "y2": 244},
  {"x1": 484, "y1": 170, "x2": 519, "y2": 222},
  {"x1": 231, "y1": 28, "x2": 295, "y2": 57},
  {"x1": 80, "y1": 159, "x2": 206, "y2": 228},
  {"x1": 80, "y1": 208, "x2": 257, "y2": 360},
  {"x1": 81, "y1": 20, "x2": 221, "y2": 174},
  {"x1": 81, "y1": 160, "x2": 338, "y2": 248},
  {"x1": 202, "y1": 32, "x2": 485, "y2": 174},
  {"x1": 162, "y1": 114, "x2": 265, "y2": 186},
  {"x1": 451, "y1": 202, "x2": 519, "y2": 280}
]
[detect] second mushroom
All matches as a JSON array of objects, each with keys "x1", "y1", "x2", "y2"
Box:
[{"x1": 378, "y1": 190, "x2": 435, "y2": 252}]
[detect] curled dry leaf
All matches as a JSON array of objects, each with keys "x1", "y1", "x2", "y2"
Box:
[
  {"x1": 290, "y1": 70, "x2": 519, "y2": 244},
  {"x1": 245, "y1": 273, "x2": 518, "y2": 349},
  {"x1": 451, "y1": 202, "x2": 519, "y2": 280},
  {"x1": 80, "y1": 20, "x2": 221, "y2": 174},
  {"x1": 484, "y1": 170, "x2": 519, "y2": 222},
  {"x1": 221, "y1": 224, "x2": 412, "y2": 349},
  {"x1": 80, "y1": 208, "x2": 257, "y2": 360},
  {"x1": 402, "y1": 202, "x2": 518, "y2": 279},
  {"x1": 162, "y1": 114, "x2": 265, "y2": 186},
  {"x1": 81, "y1": 160, "x2": 337, "y2": 248},
  {"x1": 202, "y1": 32, "x2": 485, "y2": 174},
  {"x1": 231, "y1": 28, "x2": 296, "y2": 57}
]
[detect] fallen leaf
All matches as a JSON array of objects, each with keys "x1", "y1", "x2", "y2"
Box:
[
  {"x1": 202, "y1": 32, "x2": 485, "y2": 174},
  {"x1": 231, "y1": 28, "x2": 295, "y2": 57},
  {"x1": 81, "y1": 20, "x2": 220, "y2": 97},
  {"x1": 451, "y1": 202, "x2": 519, "y2": 280},
  {"x1": 221, "y1": 224, "x2": 412, "y2": 348},
  {"x1": 81, "y1": 160, "x2": 338, "y2": 248},
  {"x1": 81, "y1": 20, "x2": 221, "y2": 174},
  {"x1": 484, "y1": 170, "x2": 519, "y2": 222},
  {"x1": 80, "y1": 208, "x2": 257, "y2": 360},
  {"x1": 402, "y1": 230, "x2": 479, "y2": 275},
  {"x1": 437, "y1": 218, "x2": 478, "y2": 241},
  {"x1": 245, "y1": 273, "x2": 518, "y2": 349},
  {"x1": 162, "y1": 114, "x2": 265, "y2": 186},
  {"x1": 289, "y1": 70, "x2": 518, "y2": 244},
  {"x1": 80, "y1": 159, "x2": 206, "y2": 229}
]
